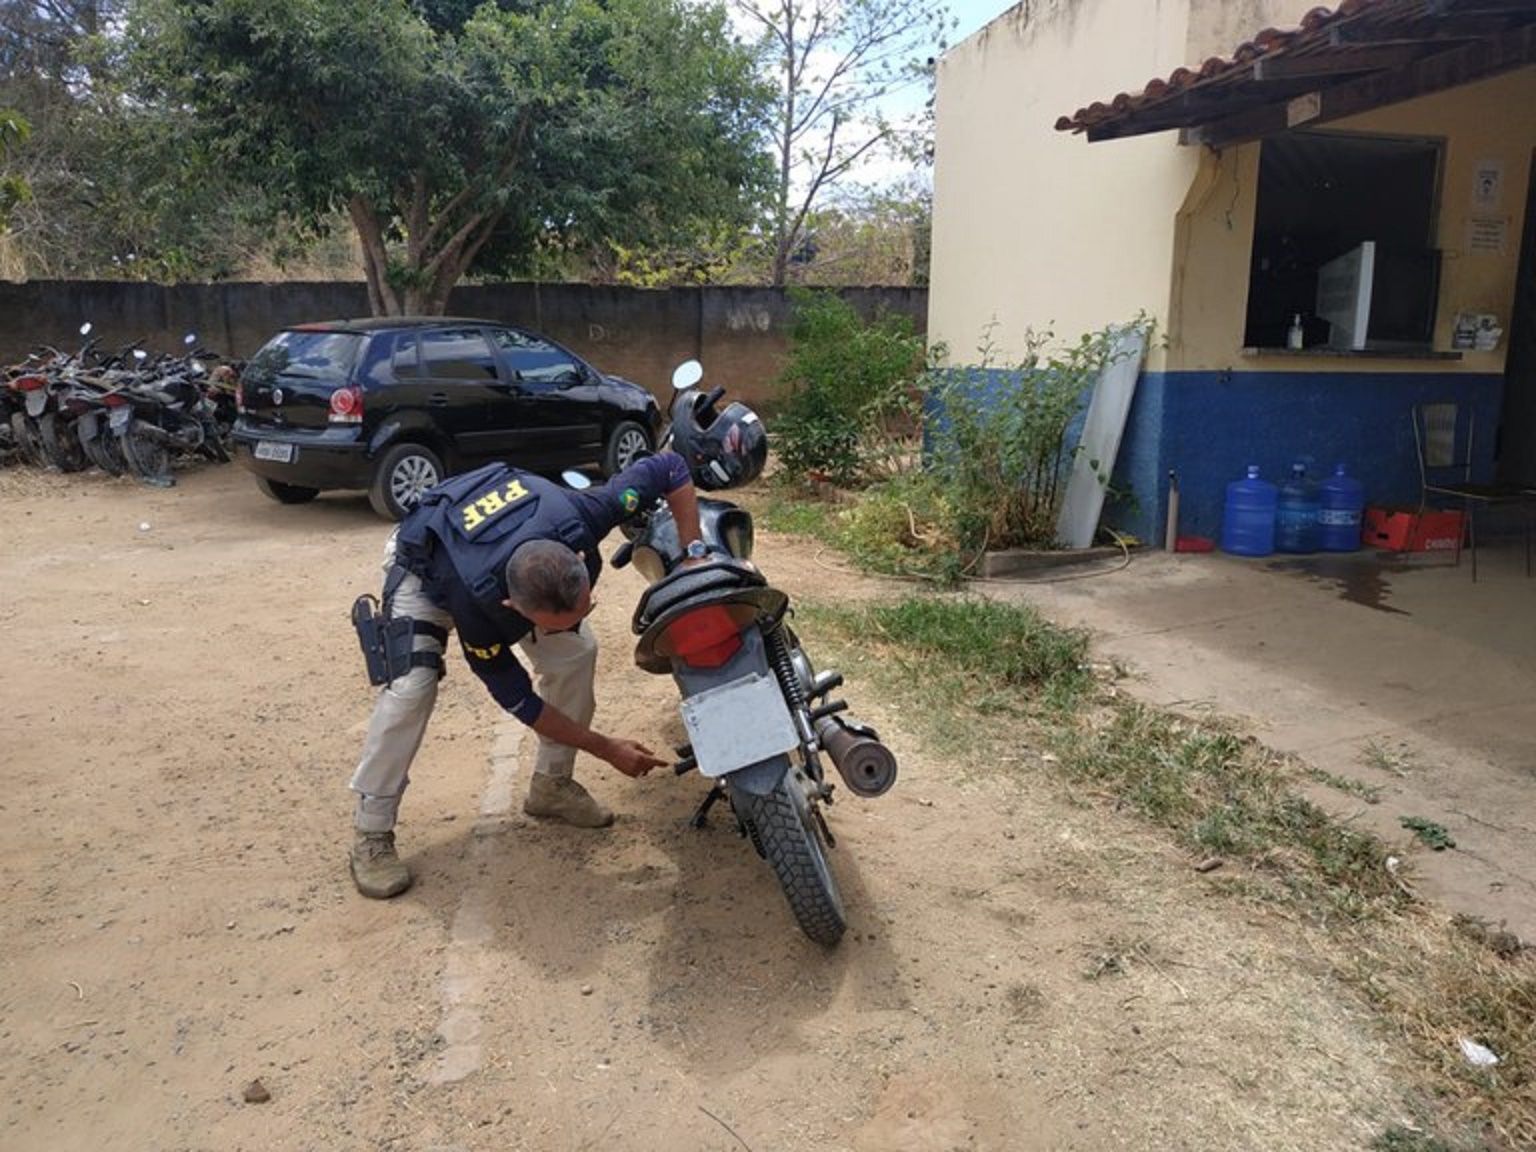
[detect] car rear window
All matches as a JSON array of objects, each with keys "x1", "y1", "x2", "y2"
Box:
[{"x1": 244, "y1": 331, "x2": 365, "y2": 387}]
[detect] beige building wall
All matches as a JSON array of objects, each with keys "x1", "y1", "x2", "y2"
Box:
[
  {"x1": 935, "y1": 0, "x2": 1535, "y2": 378},
  {"x1": 929, "y1": 0, "x2": 1324, "y2": 369},
  {"x1": 1172, "y1": 68, "x2": 1536, "y2": 374}
]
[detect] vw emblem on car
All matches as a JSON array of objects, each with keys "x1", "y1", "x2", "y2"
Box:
[{"x1": 272, "y1": 388, "x2": 284, "y2": 406}]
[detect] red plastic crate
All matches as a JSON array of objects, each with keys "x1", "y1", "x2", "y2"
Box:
[{"x1": 1362, "y1": 506, "x2": 1466, "y2": 552}]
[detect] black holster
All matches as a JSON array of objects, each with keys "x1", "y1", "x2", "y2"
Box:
[{"x1": 351, "y1": 593, "x2": 418, "y2": 686}]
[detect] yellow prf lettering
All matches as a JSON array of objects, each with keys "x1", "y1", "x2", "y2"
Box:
[
  {"x1": 460, "y1": 477, "x2": 531, "y2": 532},
  {"x1": 464, "y1": 642, "x2": 502, "y2": 660}
]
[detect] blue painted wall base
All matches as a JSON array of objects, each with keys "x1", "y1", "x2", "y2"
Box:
[{"x1": 1101, "y1": 369, "x2": 1506, "y2": 548}]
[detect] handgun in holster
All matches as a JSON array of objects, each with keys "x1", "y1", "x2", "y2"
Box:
[{"x1": 351, "y1": 593, "x2": 420, "y2": 686}]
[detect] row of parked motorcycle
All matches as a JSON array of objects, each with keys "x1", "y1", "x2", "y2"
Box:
[{"x1": 1, "y1": 323, "x2": 240, "y2": 488}]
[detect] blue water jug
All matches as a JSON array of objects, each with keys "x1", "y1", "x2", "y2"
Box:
[
  {"x1": 1276, "y1": 463, "x2": 1321, "y2": 553},
  {"x1": 1220, "y1": 465, "x2": 1278, "y2": 557},
  {"x1": 1318, "y1": 463, "x2": 1365, "y2": 552}
]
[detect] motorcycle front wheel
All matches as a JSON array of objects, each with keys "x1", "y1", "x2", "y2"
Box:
[{"x1": 739, "y1": 775, "x2": 846, "y2": 946}]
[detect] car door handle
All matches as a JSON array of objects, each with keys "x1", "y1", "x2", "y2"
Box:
[{"x1": 428, "y1": 392, "x2": 451, "y2": 406}]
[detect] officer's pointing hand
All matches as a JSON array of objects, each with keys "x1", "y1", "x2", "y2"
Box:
[{"x1": 606, "y1": 738, "x2": 667, "y2": 778}]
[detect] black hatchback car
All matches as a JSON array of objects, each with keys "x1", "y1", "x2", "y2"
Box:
[{"x1": 232, "y1": 317, "x2": 662, "y2": 519}]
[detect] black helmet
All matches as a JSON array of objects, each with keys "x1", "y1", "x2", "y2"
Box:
[{"x1": 670, "y1": 392, "x2": 768, "y2": 490}]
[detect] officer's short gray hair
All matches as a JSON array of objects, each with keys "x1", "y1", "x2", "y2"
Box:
[{"x1": 504, "y1": 540, "x2": 588, "y2": 616}]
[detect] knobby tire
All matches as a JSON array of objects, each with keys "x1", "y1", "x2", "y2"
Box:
[{"x1": 740, "y1": 777, "x2": 846, "y2": 946}]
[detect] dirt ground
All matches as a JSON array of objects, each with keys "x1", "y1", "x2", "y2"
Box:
[{"x1": 2, "y1": 462, "x2": 1435, "y2": 1151}]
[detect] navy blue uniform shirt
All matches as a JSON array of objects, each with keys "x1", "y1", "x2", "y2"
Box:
[{"x1": 409, "y1": 453, "x2": 690, "y2": 724}]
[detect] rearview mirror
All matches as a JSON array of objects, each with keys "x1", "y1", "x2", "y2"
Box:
[{"x1": 671, "y1": 360, "x2": 703, "y2": 391}]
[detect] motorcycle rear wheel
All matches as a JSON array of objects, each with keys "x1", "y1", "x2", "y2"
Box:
[
  {"x1": 10, "y1": 412, "x2": 48, "y2": 468},
  {"x1": 39, "y1": 413, "x2": 90, "y2": 473},
  {"x1": 82, "y1": 426, "x2": 128, "y2": 476},
  {"x1": 121, "y1": 426, "x2": 174, "y2": 487},
  {"x1": 739, "y1": 775, "x2": 846, "y2": 946}
]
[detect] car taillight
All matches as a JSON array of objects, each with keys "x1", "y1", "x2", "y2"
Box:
[
  {"x1": 657, "y1": 604, "x2": 748, "y2": 668},
  {"x1": 102, "y1": 392, "x2": 128, "y2": 407},
  {"x1": 13, "y1": 375, "x2": 44, "y2": 391},
  {"x1": 329, "y1": 385, "x2": 363, "y2": 424}
]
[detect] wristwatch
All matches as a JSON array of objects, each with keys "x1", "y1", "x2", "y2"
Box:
[{"x1": 685, "y1": 539, "x2": 709, "y2": 560}]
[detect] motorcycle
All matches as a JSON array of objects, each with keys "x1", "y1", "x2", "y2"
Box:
[
  {"x1": 601, "y1": 361, "x2": 898, "y2": 946},
  {"x1": 110, "y1": 335, "x2": 233, "y2": 486}
]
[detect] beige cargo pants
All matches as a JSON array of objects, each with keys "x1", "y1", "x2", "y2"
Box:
[{"x1": 349, "y1": 532, "x2": 596, "y2": 834}]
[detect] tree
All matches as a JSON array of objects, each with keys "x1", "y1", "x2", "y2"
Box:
[
  {"x1": 730, "y1": 0, "x2": 950, "y2": 286},
  {"x1": 0, "y1": 110, "x2": 32, "y2": 230},
  {"x1": 127, "y1": 0, "x2": 772, "y2": 314}
]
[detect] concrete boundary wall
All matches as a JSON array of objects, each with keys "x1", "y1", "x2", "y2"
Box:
[{"x1": 0, "y1": 281, "x2": 926, "y2": 410}]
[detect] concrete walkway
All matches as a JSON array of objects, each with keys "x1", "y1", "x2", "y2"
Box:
[{"x1": 976, "y1": 540, "x2": 1536, "y2": 941}]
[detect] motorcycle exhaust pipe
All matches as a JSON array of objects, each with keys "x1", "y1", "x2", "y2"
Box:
[{"x1": 814, "y1": 716, "x2": 898, "y2": 798}]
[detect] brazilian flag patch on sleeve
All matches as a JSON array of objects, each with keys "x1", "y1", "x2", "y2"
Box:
[{"x1": 621, "y1": 487, "x2": 640, "y2": 512}]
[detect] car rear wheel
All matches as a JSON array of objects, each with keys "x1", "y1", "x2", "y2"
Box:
[
  {"x1": 369, "y1": 442, "x2": 443, "y2": 521},
  {"x1": 603, "y1": 420, "x2": 653, "y2": 476}
]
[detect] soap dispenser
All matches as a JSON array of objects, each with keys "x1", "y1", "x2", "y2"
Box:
[{"x1": 1287, "y1": 313, "x2": 1304, "y2": 350}]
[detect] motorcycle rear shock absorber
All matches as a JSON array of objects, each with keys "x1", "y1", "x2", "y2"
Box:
[{"x1": 762, "y1": 617, "x2": 829, "y2": 791}]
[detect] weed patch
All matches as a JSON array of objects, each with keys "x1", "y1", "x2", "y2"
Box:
[{"x1": 797, "y1": 588, "x2": 1535, "y2": 1147}]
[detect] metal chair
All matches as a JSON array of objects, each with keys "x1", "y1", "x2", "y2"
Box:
[{"x1": 1412, "y1": 401, "x2": 1532, "y2": 581}]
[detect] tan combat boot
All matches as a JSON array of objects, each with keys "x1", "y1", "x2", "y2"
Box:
[
  {"x1": 350, "y1": 830, "x2": 413, "y2": 898},
  {"x1": 523, "y1": 775, "x2": 614, "y2": 828}
]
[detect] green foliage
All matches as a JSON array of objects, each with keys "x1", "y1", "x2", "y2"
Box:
[
  {"x1": 1370, "y1": 1129, "x2": 1458, "y2": 1152},
  {"x1": 1401, "y1": 815, "x2": 1456, "y2": 851},
  {"x1": 773, "y1": 288, "x2": 929, "y2": 486},
  {"x1": 925, "y1": 318, "x2": 1151, "y2": 553},
  {"x1": 1053, "y1": 702, "x2": 1404, "y2": 916},
  {"x1": 0, "y1": 110, "x2": 31, "y2": 228},
  {"x1": 766, "y1": 310, "x2": 1154, "y2": 583},
  {"x1": 855, "y1": 595, "x2": 1095, "y2": 714},
  {"x1": 123, "y1": 0, "x2": 771, "y2": 311},
  {"x1": 739, "y1": 0, "x2": 953, "y2": 284}
]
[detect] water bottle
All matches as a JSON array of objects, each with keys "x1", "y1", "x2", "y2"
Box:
[
  {"x1": 1276, "y1": 463, "x2": 1321, "y2": 553},
  {"x1": 1220, "y1": 465, "x2": 1278, "y2": 557},
  {"x1": 1318, "y1": 463, "x2": 1365, "y2": 552}
]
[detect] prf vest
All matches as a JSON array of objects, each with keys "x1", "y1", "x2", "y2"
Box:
[{"x1": 393, "y1": 464, "x2": 590, "y2": 616}]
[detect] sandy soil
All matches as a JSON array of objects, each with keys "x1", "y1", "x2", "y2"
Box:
[{"x1": 2, "y1": 462, "x2": 1427, "y2": 1151}]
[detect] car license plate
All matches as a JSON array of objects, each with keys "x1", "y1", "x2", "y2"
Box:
[
  {"x1": 254, "y1": 441, "x2": 295, "y2": 463},
  {"x1": 680, "y1": 672, "x2": 799, "y2": 778}
]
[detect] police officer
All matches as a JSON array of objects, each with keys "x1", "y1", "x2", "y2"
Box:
[{"x1": 347, "y1": 452, "x2": 705, "y2": 899}]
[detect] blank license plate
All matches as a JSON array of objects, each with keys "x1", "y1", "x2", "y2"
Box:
[
  {"x1": 254, "y1": 441, "x2": 295, "y2": 463},
  {"x1": 680, "y1": 673, "x2": 799, "y2": 777}
]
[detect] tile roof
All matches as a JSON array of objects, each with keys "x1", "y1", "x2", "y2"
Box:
[{"x1": 1055, "y1": 0, "x2": 1536, "y2": 146}]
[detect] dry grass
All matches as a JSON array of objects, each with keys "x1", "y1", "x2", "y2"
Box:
[{"x1": 804, "y1": 593, "x2": 1536, "y2": 1149}]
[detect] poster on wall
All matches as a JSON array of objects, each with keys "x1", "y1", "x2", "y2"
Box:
[
  {"x1": 1467, "y1": 216, "x2": 1509, "y2": 255},
  {"x1": 1472, "y1": 159, "x2": 1503, "y2": 209}
]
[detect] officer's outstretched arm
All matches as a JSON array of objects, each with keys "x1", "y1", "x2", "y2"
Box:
[
  {"x1": 530, "y1": 704, "x2": 666, "y2": 778},
  {"x1": 663, "y1": 480, "x2": 704, "y2": 556}
]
